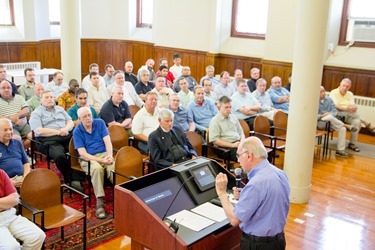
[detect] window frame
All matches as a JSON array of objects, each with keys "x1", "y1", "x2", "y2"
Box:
[
  {"x1": 231, "y1": 0, "x2": 266, "y2": 40},
  {"x1": 136, "y1": 0, "x2": 152, "y2": 29},
  {"x1": 339, "y1": 0, "x2": 375, "y2": 48},
  {"x1": 0, "y1": 0, "x2": 15, "y2": 26}
]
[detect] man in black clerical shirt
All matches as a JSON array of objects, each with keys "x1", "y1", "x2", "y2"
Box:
[{"x1": 148, "y1": 108, "x2": 197, "y2": 171}]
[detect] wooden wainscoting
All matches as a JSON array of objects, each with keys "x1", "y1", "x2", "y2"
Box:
[{"x1": 1, "y1": 39, "x2": 375, "y2": 98}]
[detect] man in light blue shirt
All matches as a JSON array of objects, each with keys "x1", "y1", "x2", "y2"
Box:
[
  {"x1": 214, "y1": 71, "x2": 236, "y2": 99},
  {"x1": 267, "y1": 76, "x2": 290, "y2": 113},
  {"x1": 187, "y1": 86, "x2": 218, "y2": 132},
  {"x1": 167, "y1": 93, "x2": 195, "y2": 132}
]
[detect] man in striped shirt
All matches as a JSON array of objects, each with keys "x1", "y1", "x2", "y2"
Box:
[{"x1": 0, "y1": 80, "x2": 30, "y2": 140}]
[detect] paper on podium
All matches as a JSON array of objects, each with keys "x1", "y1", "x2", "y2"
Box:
[
  {"x1": 167, "y1": 210, "x2": 215, "y2": 232},
  {"x1": 191, "y1": 202, "x2": 227, "y2": 222}
]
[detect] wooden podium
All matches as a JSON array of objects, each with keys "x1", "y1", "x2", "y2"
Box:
[{"x1": 114, "y1": 157, "x2": 242, "y2": 250}]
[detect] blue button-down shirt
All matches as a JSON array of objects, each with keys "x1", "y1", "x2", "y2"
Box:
[
  {"x1": 187, "y1": 99, "x2": 218, "y2": 131},
  {"x1": 167, "y1": 105, "x2": 194, "y2": 132},
  {"x1": 267, "y1": 87, "x2": 290, "y2": 113},
  {"x1": 234, "y1": 159, "x2": 290, "y2": 236}
]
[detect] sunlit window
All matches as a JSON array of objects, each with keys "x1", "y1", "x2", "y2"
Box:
[
  {"x1": 231, "y1": 0, "x2": 269, "y2": 39},
  {"x1": 136, "y1": 0, "x2": 153, "y2": 28},
  {"x1": 340, "y1": 0, "x2": 375, "y2": 47},
  {"x1": 0, "y1": 0, "x2": 14, "y2": 26},
  {"x1": 49, "y1": 0, "x2": 61, "y2": 37}
]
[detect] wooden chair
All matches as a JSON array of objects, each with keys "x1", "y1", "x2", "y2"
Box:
[
  {"x1": 19, "y1": 168, "x2": 88, "y2": 249},
  {"x1": 273, "y1": 110, "x2": 288, "y2": 139},
  {"x1": 204, "y1": 130, "x2": 234, "y2": 170},
  {"x1": 128, "y1": 105, "x2": 140, "y2": 119},
  {"x1": 239, "y1": 119, "x2": 251, "y2": 138},
  {"x1": 108, "y1": 124, "x2": 129, "y2": 153},
  {"x1": 185, "y1": 131, "x2": 206, "y2": 156},
  {"x1": 67, "y1": 137, "x2": 92, "y2": 206},
  {"x1": 112, "y1": 146, "x2": 144, "y2": 185}
]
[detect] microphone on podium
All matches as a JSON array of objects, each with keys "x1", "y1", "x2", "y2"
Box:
[
  {"x1": 161, "y1": 175, "x2": 195, "y2": 233},
  {"x1": 234, "y1": 168, "x2": 242, "y2": 188}
]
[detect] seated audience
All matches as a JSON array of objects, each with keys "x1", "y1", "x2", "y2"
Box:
[
  {"x1": 87, "y1": 72, "x2": 109, "y2": 114},
  {"x1": 330, "y1": 78, "x2": 375, "y2": 151},
  {"x1": 167, "y1": 93, "x2": 195, "y2": 132},
  {"x1": 58, "y1": 79, "x2": 79, "y2": 111},
  {"x1": 0, "y1": 118, "x2": 30, "y2": 187},
  {"x1": 231, "y1": 79, "x2": 261, "y2": 129},
  {"x1": 214, "y1": 71, "x2": 236, "y2": 99},
  {"x1": 124, "y1": 61, "x2": 138, "y2": 87},
  {"x1": 187, "y1": 86, "x2": 218, "y2": 133},
  {"x1": 174, "y1": 66, "x2": 197, "y2": 92},
  {"x1": 135, "y1": 69, "x2": 155, "y2": 101},
  {"x1": 199, "y1": 65, "x2": 220, "y2": 88},
  {"x1": 252, "y1": 78, "x2": 279, "y2": 120},
  {"x1": 209, "y1": 96, "x2": 245, "y2": 162},
  {"x1": 177, "y1": 77, "x2": 194, "y2": 108},
  {"x1": 18, "y1": 68, "x2": 36, "y2": 101},
  {"x1": 81, "y1": 63, "x2": 106, "y2": 90},
  {"x1": 132, "y1": 92, "x2": 160, "y2": 153},
  {"x1": 73, "y1": 107, "x2": 114, "y2": 219},
  {"x1": 318, "y1": 86, "x2": 356, "y2": 158},
  {"x1": 0, "y1": 168, "x2": 45, "y2": 249},
  {"x1": 107, "y1": 70, "x2": 144, "y2": 108},
  {"x1": 30, "y1": 90, "x2": 75, "y2": 185},
  {"x1": 100, "y1": 86, "x2": 132, "y2": 133},
  {"x1": 103, "y1": 64, "x2": 115, "y2": 87},
  {"x1": 27, "y1": 83, "x2": 44, "y2": 113},
  {"x1": 151, "y1": 75, "x2": 174, "y2": 108},
  {"x1": 45, "y1": 71, "x2": 69, "y2": 100},
  {"x1": 202, "y1": 78, "x2": 218, "y2": 105},
  {"x1": 169, "y1": 53, "x2": 183, "y2": 79},
  {"x1": 148, "y1": 108, "x2": 197, "y2": 171},
  {"x1": 0, "y1": 80, "x2": 30, "y2": 140},
  {"x1": 67, "y1": 88, "x2": 99, "y2": 126},
  {"x1": 267, "y1": 76, "x2": 290, "y2": 113},
  {"x1": 0, "y1": 64, "x2": 19, "y2": 94},
  {"x1": 156, "y1": 65, "x2": 174, "y2": 89},
  {"x1": 246, "y1": 67, "x2": 261, "y2": 92}
]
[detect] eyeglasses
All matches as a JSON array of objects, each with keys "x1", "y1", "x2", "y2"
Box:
[{"x1": 236, "y1": 151, "x2": 248, "y2": 159}]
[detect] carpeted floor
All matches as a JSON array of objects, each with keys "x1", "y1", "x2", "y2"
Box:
[
  {"x1": 327, "y1": 138, "x2": 375, "y2": 159},
  {"x1": 34, "y1": 161, "x2": 119, "y2": 250}
]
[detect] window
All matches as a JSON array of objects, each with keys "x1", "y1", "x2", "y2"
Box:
[
  {"x1": 136, "y1": 0, "x2": 153, "y2": 28},
  {"x1": 231, "y1": 0, "x2": 269, "y2": 39},
  {"x1": 49, "y1": 0, "x2": 61, "y2": 37},
  {"x1": 339, "y1": 0, "x2": 375, "y2": 47},
  {"x1": 0, "y1": 0, "x2": 14, "y2": 26}
]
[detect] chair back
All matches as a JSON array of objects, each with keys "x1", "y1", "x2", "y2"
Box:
[
  {"x1": 20, "y1": 168, "x2": 61, "y2": 209},
  {"x1": 185, "y1": 131, "x2": 204, "y2": 156},
  {"x1": 108, "y1": 125, "x2": 129, "y2": 150},
  {"x1": 239, "y1": 119, "x2": 250, "y2": 138},
  {"x1": 128, "y1": 105, "x2": 140, "y2": 119},
  {"x1": 273, "y1": 111, "x2": 288, "y2": 137},
  {"x1": 253, "y1": 115, "x2": 271, "y2": 141},
  {"x1": 114, "y1": 146, "x2": 143, "y2": 184},
  {"x1": 69, "y1": 137, "x2": 80, "y2": 167}
]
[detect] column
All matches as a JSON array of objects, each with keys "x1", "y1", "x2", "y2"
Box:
[
  {"x1": 60, "y1": 0, "x2": 81, "y2": 83},
  {"x1": 284, "y1": 0, "x2": 330, "y2": 203}
]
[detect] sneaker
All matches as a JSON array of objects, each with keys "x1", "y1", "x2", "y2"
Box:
[{"x1": 336, "y1": 150, "x2": 348, "y2": 158}]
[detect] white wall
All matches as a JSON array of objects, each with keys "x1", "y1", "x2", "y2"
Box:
[{"x1": 1, "y1": 0, "x2": 375, "y2": 70}]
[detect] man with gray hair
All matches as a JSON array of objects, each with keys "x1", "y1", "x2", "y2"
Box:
[
  {"x1": 215, "y1": 137, "x2": 290, "y2": 249},
  {"x1": 200, "y1": 65, "x2": 220, "y2": 88},
  {"x1": 167, "y1": 93, "x2": 195, "y2": 132},
  {"x1": 73, "y1": 107, "x2": 114, "y2": 219},
  {"x1": 148, "y1": 108, "x2": 197, "y2": 170}
]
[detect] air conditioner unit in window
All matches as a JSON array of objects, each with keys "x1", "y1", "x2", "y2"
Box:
[{"x1": 352, "y1": 20, "x2": 375, "y2": 42}]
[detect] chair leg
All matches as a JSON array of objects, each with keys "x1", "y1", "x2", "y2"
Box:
[
  {"x1": 83, "y1": 216, "x2": 87, "y2": 249},
  {"x1": 87, "y1": 173, "x2": 92, "y2": 207},
  {"x1": 61, "y1": 226, "x2": 64, "y2": 240}
]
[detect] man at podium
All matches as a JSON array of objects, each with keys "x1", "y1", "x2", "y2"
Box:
[
  {"x1": 148, "y1": 108, "x2": 197, "y2": 171},
  {"x1": 215, "y1": 137, "x2": 290, "y2": 250}
]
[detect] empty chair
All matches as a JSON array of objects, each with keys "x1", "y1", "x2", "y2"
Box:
[
  {"x1": 108, "y1": 124, "x2": 129, "y2": 152},
  {"x1": 19, "y1": 168, "x2": 88, "y2": 249},
  {"x1": 185, "y1": 131, "x2": 206, "y2": 156},
  {"x1": 128, "y1": 105, "x2": 140, "y2": 119},
  {"x1": 112, "y1": 146, "x2": 144, "y2": 185},
  {"x1": 238, "y1": 119, "x2": 251, "y2": 138}
]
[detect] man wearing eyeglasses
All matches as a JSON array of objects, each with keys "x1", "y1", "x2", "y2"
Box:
[{"x1": 215, "y1": 137, "x2": 290, "y2": 250}]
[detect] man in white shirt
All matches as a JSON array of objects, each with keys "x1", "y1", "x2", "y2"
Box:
[
  {"x1": 87, "y1": 72, "x2": 109, "y2": 114},
  {"x1": 169, "y1": 53, "x2": 183, "y2": 79},
  {"x1": 107, "y1": 70, "x2": 144, "y2": 108},
  {"x1": 81, "y1": 63, "x2": 106, "y2": 90},
  {"x1": 45, "y1": 71, "x2": 69, "y2": 100},
  {"x1": 151, "y1": 75, "x2": 173, "y2": 108}
]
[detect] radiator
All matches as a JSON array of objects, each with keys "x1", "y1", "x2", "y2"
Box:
[
  {"x1": 354, "y1": 95, "x2": 375, "y2": 127},
  {"x1": 1, "y1": 61, "x2": 42, "y2": 86}
]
